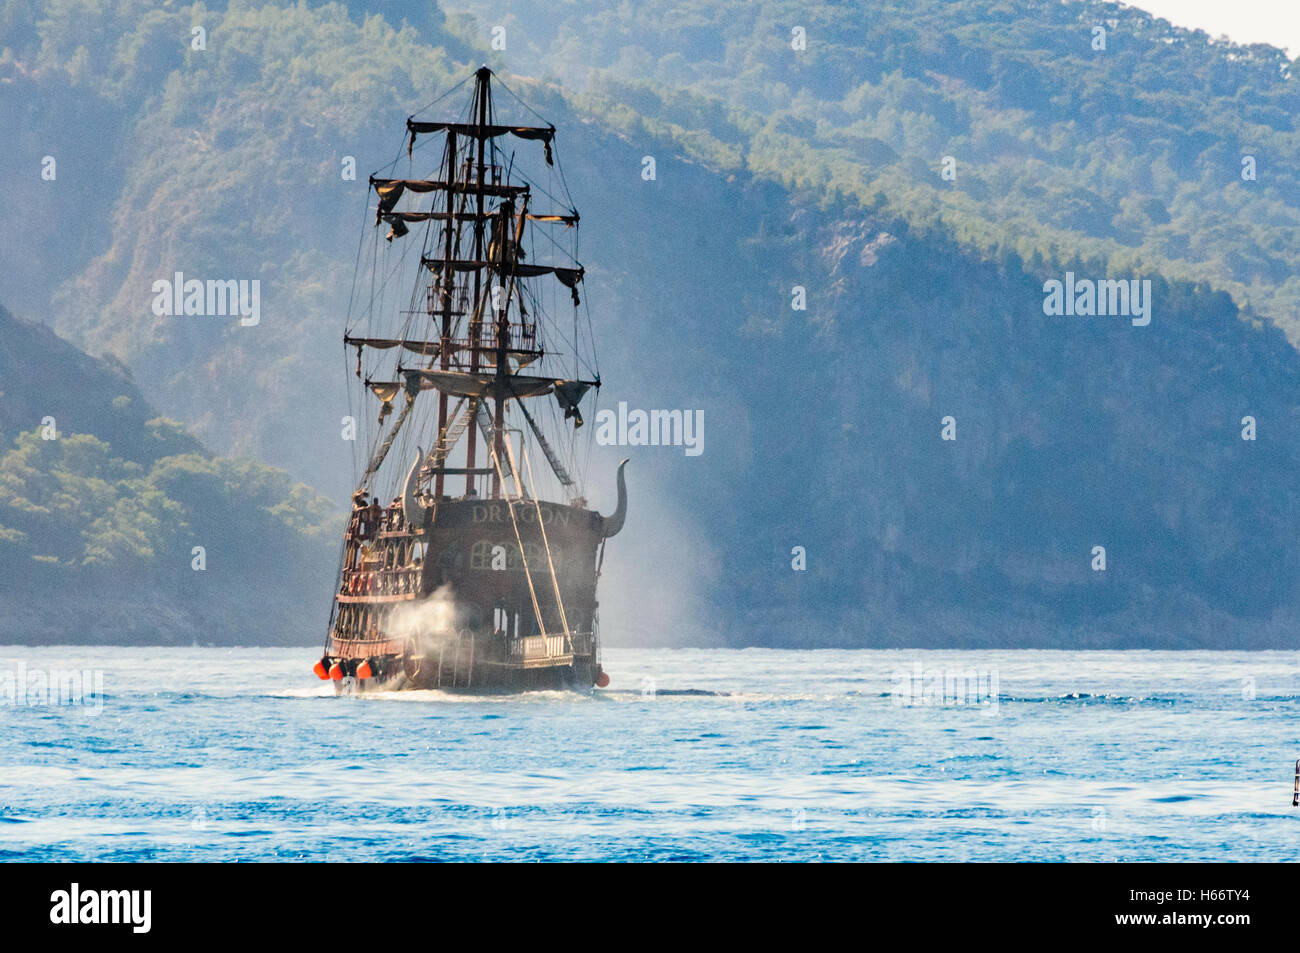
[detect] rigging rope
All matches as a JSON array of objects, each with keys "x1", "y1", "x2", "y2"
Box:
[
  {"x1": 518, "y1": 443, "x2": 575, "y2": 653},
  {"x1": 361, "y1": 393, "x2": 416, "y2": 488},
  {"x1": 487, "y1": 437, "x2": 552, "y2": 655}
]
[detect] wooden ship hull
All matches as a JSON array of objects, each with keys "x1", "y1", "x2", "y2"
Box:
[{"x1": 318, "y1": 493, "x2": 620, "y2": 693}]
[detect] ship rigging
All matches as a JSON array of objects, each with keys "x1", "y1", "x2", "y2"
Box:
[{"x1": 313, "y1": 66, "x2": 627, "y2": 692}]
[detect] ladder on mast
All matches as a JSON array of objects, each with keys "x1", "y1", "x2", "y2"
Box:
[{"x1": 426, "y1": 397, "x2": 477, "y2": 474}]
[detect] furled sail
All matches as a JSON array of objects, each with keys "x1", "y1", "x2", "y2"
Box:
[
  {"x1": 380, "y1": 210, "x2": 570, "y2": 225},
  {"x1": 346, "y1": 335, "x2": 441, "y2": 356},
  {"x1": 406, "y1": 120, "x2": 555, "y2": 164},
  {"x1": 369, "y1": 381, "x2": 401, "y2": 402},
  {"x1": 400, "y1": 369, "x2": 558, "y2": 400},
  {"x1": 419, "y1": 258, "x2": 584, "y2": 304},
  {"x1": 385, "y1": 218, "x2": 408, "y2": 241},
  {"x1": 399, "y1": 368, "x2": 598, "y2": 401},
  {"x1": 371, "y1": 178, "x2": 442, "y2": 218},
  {"x1": 368, "y1": 380, "x2": 402, "y2": 424},
  {"x1": 379, "y1": 210, "x2": 577, "y2": 242},
  {"x1": 370, "y1": 177, "x2": 527, "y2": 217},
  {"x1": 552, "y1": 380, "x2": 593, "y2": 428},
  {"x1": 481, "y1": 349, "x2": 542, "y2": 369},
  {"x1": 525, "y1": 213, "x2": 579, "y2": 226}
]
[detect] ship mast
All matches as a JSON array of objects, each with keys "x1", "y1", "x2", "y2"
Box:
[
  {"x1": 350, "y1": 67, "x2": 599, "y2": 509},
  {"x1": 434, "y1": 125, "x2": 456, "y2": 501},
  {"x1": 470, "y1": 66, "x2": 488, "y2": 498}
]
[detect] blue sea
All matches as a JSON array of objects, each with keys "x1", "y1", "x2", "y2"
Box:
[{"x1": 2, "y1": 647, "x2": 1298, "y2": 862}]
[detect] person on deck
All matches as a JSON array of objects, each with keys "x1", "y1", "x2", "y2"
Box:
[{"x1": 350, "y1": 491, "x2": 368, "y2": 537}]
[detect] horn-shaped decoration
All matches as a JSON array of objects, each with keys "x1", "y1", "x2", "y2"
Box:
[
  {"x1": 403, "y1": 447, "x2": 431, "y2": 531},
  {"x1": 599, "y1": 459, "x2": 629, "y2": 538}
]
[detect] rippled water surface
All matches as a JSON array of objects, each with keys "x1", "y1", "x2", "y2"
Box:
[{"x1": 3, "y1": 647, "x2": 1299, "y2": 861}]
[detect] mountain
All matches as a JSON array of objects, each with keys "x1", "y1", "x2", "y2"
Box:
[
  {"x1": 0, "y1": 302, "x2": 339, "y2": 645},
  {"x1": 1, "y1": 0, "x2": 1298, "y2": 647},
  {"x1": 443, "y1": 0, "x2": 1300, "y2": 342}
]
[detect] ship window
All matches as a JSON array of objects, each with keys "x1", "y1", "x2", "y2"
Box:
[
  {"x1": 465, "y1": 540, "x2": 564, "y2": 571},
  {"x1": 517, "y1": 542, "x2": 560, "y2": 571},
  {"x1": 470, "y1": 540, "x2": 495, "y2": 569}
]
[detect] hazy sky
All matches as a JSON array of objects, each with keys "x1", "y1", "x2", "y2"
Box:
[{"x1": 1129, "y1": 0, "x2": 1300, "y2": 55}]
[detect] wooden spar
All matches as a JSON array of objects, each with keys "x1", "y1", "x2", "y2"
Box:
[{"x1": 467, "y1": 67, "x2": 491, "y2": 499}]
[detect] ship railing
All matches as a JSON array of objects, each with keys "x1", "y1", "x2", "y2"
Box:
[
  {"x1": 340, "y1": 567, "x2": 420, "y2": 596},
  {"x1": 441, "y1": 323, "x2": 537, "y2": 354},
  {"x1": 509, "y1": 634, "x2": 570, "y2": 660}
]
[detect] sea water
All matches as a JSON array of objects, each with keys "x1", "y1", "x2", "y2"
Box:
[{"x1": 1, "y1": 647, "x2": 1298, "y2": 862}]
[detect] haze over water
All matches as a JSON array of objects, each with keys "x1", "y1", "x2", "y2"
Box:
[{"x1": 2, "y1": 647, "x2": 1297, "y2": 861}]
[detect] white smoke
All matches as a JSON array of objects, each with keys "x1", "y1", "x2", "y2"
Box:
[
  {"x1": 386, "y1": 582, "x2": 464, "y2": 656},
  {"x1": 593, "y1": 457, "x2": 723, "y2": 647}
]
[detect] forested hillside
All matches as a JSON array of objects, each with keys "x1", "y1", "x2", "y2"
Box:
[
  {"x1": 0, "y1": 304, "x2": 339, "y2": 645},
  {"x1": 445, "y1": 0, "x2": 1300, "y2": 340},
  {"x1": 2, "y1": 0, "x2": 1299, "y2": 646}
]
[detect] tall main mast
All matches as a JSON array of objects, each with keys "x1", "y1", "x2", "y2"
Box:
[
  {"x1": 470, "y1": 66, "x2": 489, "y2": 498},
  {"x1": 353, "y1": 67, "x2": 597, "y2": 508},
  {"x1": 434, "y1": 124, "x2": 456, "y2": 501}
]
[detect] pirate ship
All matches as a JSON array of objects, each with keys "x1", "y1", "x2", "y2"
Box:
[{"x1": 312, "y1": 67, "x2": 625, "y2": 692}]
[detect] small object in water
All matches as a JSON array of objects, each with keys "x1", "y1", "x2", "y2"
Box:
[
  {"x1": 357, "y1": 659, "x2": 373, "y2": 680},
  {"x1": 1293, "y1": 760, "x2": 1298, "y2": 807},
  {"x1": 595, "y1": 670, "x2": 610, "y2": 688},
  {"x1": 313, "y1": 658, "x2": 330, "y2": 680},
  {"x1": 328, "y1": 662, "x2": 343, "y2": 681}
]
